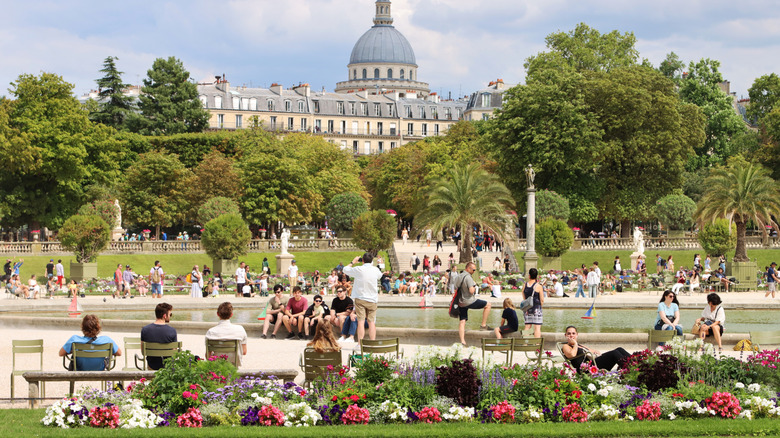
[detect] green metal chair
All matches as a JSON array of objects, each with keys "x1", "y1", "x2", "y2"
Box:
[
  {"x1": 62, "y1": 342, "x2": 116, "y2": 394},
  {"x1": 123, "y1": 337, "x2": 142, "y2": 371},
  {"x1": 299, "y1": 347, "x2": 342, "y2": 387},
  {"x1": 205, "y1": 339, "x2": 242, "y2": 367},
  {"x1": 360, "y1": 337, "x2": 404, "y2": 360},
  {"x1": 511, "y1": 337, "x2": 545, "y2": 366},
  {"x1": 648, "y1": 329, "x2": 676, "y2": 350},
  {"x1": 135, "y1": 341, "x2": 182, "y2": 370},
  {"x1": 750, "y1": 330, "x2": 780, "y2": 351},
  {"x1": 11, "y1": 339, "x2": 44, "y2": 400},
  {"x1": 481, "y1": 338, "x2": 513, "y2": 364}
]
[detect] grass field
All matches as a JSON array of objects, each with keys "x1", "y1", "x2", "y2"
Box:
[
  {"x1": 4, "y1": 409, "x2": 779, "y2": 437},
  {"x1": 7, "y1": 251, "x2": 384, "y2": 280}
]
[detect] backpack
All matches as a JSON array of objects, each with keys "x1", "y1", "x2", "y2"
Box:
[
  {"x1": 448, "y1": 273, "x2": 465, "y2": 318},
  {"x1": 415, "y1": 256, "x2": 420, "y2": 266},
  {"x1": 185, "y1": 273, "x2": 192, "y2": 284},
  {"x1": 151, "y1": 267, "x2": 162, "y2": 283}
]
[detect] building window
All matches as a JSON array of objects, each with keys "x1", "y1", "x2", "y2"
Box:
[
  {"x1": 337, "y1": 101, "x2": 344, "y2": 115},
  {"x1": 340, "y1": 120, "x2": 346, "y2": 133},
  {"x1": 285, "y1": 100, "x2": 292, "y2": 112},
  {"x1": 407, "y1": 123, "x2": 414, "y2": 135},
  {"x1": 374, "y1": 103, "x2": 381, "y2": 116},
  {"x1": 217, "y1": 114, "x2": 224, "y2": 128},
  {"x1": 313, "y1": 100, "x2": 320, "y2": 113},
  {"x1": 353, "y1": 141, "x2": 359, "y2": 154},
  {"x1": 232, "y1": 97, "x2": 239, "y2": 109},
  {"x1": 387, "y1": 68, "x2": 393, "y2": 79},
  {"x1": 301, "y1": 118, "x2": 307, "y2": 131},
  {"x1": 482, "y1": 113, "x2": 490, "y2": 121},
  {"x1": 419, "y1": 106, "x2": 426, "y2": 118},
  {"x1": 388, "y1": 104, "x2": 394, "y2": 117},
  {"x1": 377, "y1": 122, "x2": 383, "y2": 135},
  {"x1": 236, "y1": 114, "x2": 243, "y2": 128},
  {"x1": 431, "y1": 107, "x2": 438, "y2": 119},
  {"x1": 362, "y1": 69, "x2": 367, "y2": 79},
  {"x1": 481, "y1": 93, "x2": 491, "y2": 107},
  {"x1": 353, "y1": 69, "x2": 357, "y2": 80},
  {"x1": 327, "y1": 120, "x2": 334, "y2": 133},
  {"x1": 287, "y1": 117, "x2": 294, "y2": 130},
  {"x1": 365, "y1": 121, "x2": 370, "y2": 134},
  {"x1": 405, "y1": 105, "x2": 412, "y2": 118},
  {"x1": 411, "y1": 70, "x2": 414, "y2": 80},
  {"x1": 341, "y1": 140, "x2": 347, "y2": 150},
  {"x1": 378, "y1": 141, "x2": 384, "y2": 153},
  {"x1": 267, "y1": 99, "x2": 275, "y2": 111},
  {"x1": 241, "y1": 98, "x2": 249, "y2": 110},
  {"x1": 360, "y1": 102, "x2": 366, "y2": 116},
  {"x1": 270, "y1": 116, "x2": 277, "y2": 129},
  {"x1": 350, "y1": 102, "x2": 356, "y2": 115},
  {"x1": 199, "y1": 95, "x2": 207, "y2": 108},
  {"x1": 390, "y1": 123, "x2": 396, "y2": 135},
  {"x1": 374, "y1": 68, "x2": 379, "y2": 78},
  {"x1": 391, "y1": 141, "x2": 396, "y2": 149},
  {"x1": 434, "y1": 124, "x2": 439, "y2": 135},
  {"x1": 314, "y1": 119, "x2": 321, "y2": 132},
  {"x1": 400, "y1": 69, "x2": 405, "y2": 79},
  {"x1": 422, "y1": 123, "x2": 428, "y2": 136},
  {"x1": 298, "y1": 101, "x2": 305, "y2": 112},
  {"x1": 214, "y1": 96, "x2": 222, "y2": 109},
  {"x1": 457, "y1": 108, "x2": 463, "y2": 119},
  {"x1": 352, "y1": 121, "x2": 358, "y2": 134},
  {"x1": 445, "y1": 108, "x2": 452, "y2": 120},
  {"x1": 364, "y1": 141, "x2": 371, "y2": 154},
  {"x1": 249, "y1": 98, "x2": 257, "y2": 111}
]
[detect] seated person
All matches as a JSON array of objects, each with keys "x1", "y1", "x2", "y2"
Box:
[
  {"x1": 327, "y1": 270, "x2": 339, "y2": 294},
  {"x1": 140, "y1": 303, "x2": 177, "y2": 370},
  {"x1": 27, "y1": 274, "x2": 41, "y2": 299},
  {"x1": 330, "y1": 287, "x2": 354, "y2": 334},
  {"x1": 655, "y1": 290, "x2": 683, "y2": 336},
  {"x1": 282, "y1": 286, "x2": 308, "y2": 340},
  {"x1": 408, "y1": 276, "x2": 419, "y2": 296},
  {"x1": 262, "y1": 284, "x2": 288, "y2": 339},
  {"x1": 67, "y1": 280, "x2": 81, "y2": 298},
  {"x1": 303, "y1": 295, "x2": 330, "y2": 339},
  {"x1": 713, "y1": 268, "x2": 731, "y2": 292},
  {"x1": 59, "y1": 314, "x2": 122, "y2": 370},
  {"x1": 561, "y1": 325, "x2": 630, "y2": 371},
  {"x1": 46, "y1": 275, "x2": 57, "y2": 298},
  {"x1": 205, "y1": 302, "x2": 248, "y2": 366},
  {"x1": 561, "y1": 271, "x2": 570, "y2": 287},
  {"x1": 618, "y1": 270, "x2": 632, "y2": 285},
  {"x1": 494, "y1": 298, "x2": 519, "y2": 339},
  {"x1": 380, "y1": 271, "x2": 392, "y2": 293},
  {"x1": 394, "y1": 274, "x2": 408, "y2": 295},
  {"x1": 671, "y1": 268, "x2": 687, "y2": 294},
  {"x1": 485, "y1": 273, "x2": 502, "y2": 298},
  {"x1": 307, "y1": 320, "x2": 341, "y2": 353},
  {"x1": 602, "y1": 274, "x2": 614, "y2": 294},
  {"x1": 546, "y1": 277, "x2": 568, "y2": 298}
]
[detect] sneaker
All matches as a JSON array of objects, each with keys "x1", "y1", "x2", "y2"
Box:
[
  {"x1": 337, "y1": 336, "x2": 346, "y2": 343},
  {"x1": 344, "y1": 336, "x2": 355, "y2": 343},
  {"x1": 480, "y1": 325, "x2": 492, "y2": 331},
  {"x1": 261, "y1": 334, "x2": 267, "y2": 339},
  {"x1": 270, "y1": 334, "x2": 276, "y2": 339},
  {"x1": 298, "y1": 333, "x2": 305, "y2": 340},
  {"x1": 285, "y1": 333, "x2": 296, "y2": 340}
]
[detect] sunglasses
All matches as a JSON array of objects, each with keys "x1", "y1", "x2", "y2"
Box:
[{"x1": 275, "y1": 291, "x2": 282, "y2": 294}]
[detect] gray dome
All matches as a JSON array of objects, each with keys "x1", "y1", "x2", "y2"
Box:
[{"x1": 349, "y1": 25, "x2": 416, "y2": 65}]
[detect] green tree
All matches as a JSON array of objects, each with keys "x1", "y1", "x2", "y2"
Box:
[
  {"x1": 185, "y1": 149, "x2": 242, "y2": 221},
  {"x1": 326, "y1": 192, "x2": 368, "y2": 231},
  {"x1": 118, "y1": 151, "x2": 190, "y2": 238},
  {"x1": 77, "y1": 199, "x2": 119, "y2": 229},
  {"x1": 697, "y1": 218, "x2": 737, "y2": 257},
  {"x1": 198, "y1": 196, "x2": 241, "y2": 225},
  {"x1": 351, "y1": 210, "x2": 396, "y2": 256},
  {"x1": 90, "y1": 56, "x2": 133, "y2": 129},
  {"x1": 535, "y1": 218, "x2": 574, "y2": 257},
  {"x1": 414, "y1": 163, "x2": 514, "y2": 263},
  {"x1": 695, "y1": 161, "x2": 780, "y2": 261},
  {"x1": 747, "y1": 73, "x2": 780, "y2": 123},
  {"x1": 657, "y1": 52, "x2": 685, "y2": 82},
  {"x1": 654, "y1": 193, "x2": 696, "y2": 231},
  {"x1": 0, "y1": 72, "x2": 122, "y2": 229},
  {"x1": 59, "y1": 214, "x2": 111, "y2": 263},
  {"x1": 536, "y1": 190, "x2": 570, "y2": 221},
  {"x1": 128, "y1": 56, "x2": 209, "y2": 135},
  {"x1": 201, "y1": 214, "x2": 251, "y2": 260}
]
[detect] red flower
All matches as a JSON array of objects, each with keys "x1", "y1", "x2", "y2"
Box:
[
  {"x1": 532, "y1": 370, "x2": 539, "y2": 380},
  {"x1": 189, "y1": 384, "x2": 197, "y2": 390},
  {"x1": 332, "y1": 396, "x2": 338, "y2": 402}
]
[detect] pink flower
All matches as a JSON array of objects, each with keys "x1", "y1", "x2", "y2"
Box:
[
  {"x1": 342, "y1": 405, "x2": 370, "y2": 425},
  {"x1": 635, "y1": 401, "x2": 661, "y2": 421},
  {"x1": 562, "y1": 402, "x2": 588, "y2": 423},
  {"x1": 189, "y1": 384, "x2": 197, "y2": 390},
  {"x1": 490, "y1": 401, "x2": 516, "y2": 423},
  {"x1": 182, "y1": 390, "x2": 192, "y2": 399},
  {"x1": 415, "y1": 407, "x2": 442, "y2": 423},
  {"x1": 589, "y1": 366, "x2": 599, "y2": 375}
]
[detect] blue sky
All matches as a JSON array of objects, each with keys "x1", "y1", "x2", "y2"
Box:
[{"x1": 2, "y1": 0, "x2": 778, "y2": 99}]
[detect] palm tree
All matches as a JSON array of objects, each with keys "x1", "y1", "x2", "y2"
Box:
[
  {"x1": 695, "y1": 162, "x2": 780, "y2": 261},
  {"x1": 414, "y1": 163, "x2": 515, "y2": 263}
]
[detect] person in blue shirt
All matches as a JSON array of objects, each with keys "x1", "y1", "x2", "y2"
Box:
[
  {"x1": 654, "y1": 290, "x2": 683, "y2": 336},
  {"x1": 12, "y1": 258, "x2": 23, "y2": 276},
  {"x1": 766, "y1": 262, "x2": 779, "y2": 299},
  {"x1": 494, "y1": 298, "x2": 519, "y2": 339},
  {"x1": 59, "y1": 315, "x2": 122, "y2": 370}
]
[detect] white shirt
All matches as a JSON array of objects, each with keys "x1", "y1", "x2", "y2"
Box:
[
  {"x1": 586, "y1": 271, "x2": 600, "y2": 286},
  {"x1": 702, "y1": 305, "x2": 726, "y2": 326},
  {"x1": 288, "y1": 264, "x2": 298, "y2": 278},
  {"x1": 205, "y1": 319, "x2": 248, "y2": 365},
  {"x1": 594, "y1": 267, "x2": 602, "y2": 279},
  {"x1": 343, "y1": 263, "x2": 382, "y2": 303},
  {"x1": 235, "y1": 267, "x2": 246, "y2": 283},
  {"x1": 554, "y1": 282, "x2": 564, "y2": 297},
  {"x1": 55, "y1": 263, "x2": 64, "y2": 276}
]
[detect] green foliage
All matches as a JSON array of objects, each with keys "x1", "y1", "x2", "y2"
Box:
[
  {"x1": 747, "y1": 72, "x2": 780, "y2": 123},
  {"x1": 118, "y1": 150, "x2": 190, "y2": 237},
  {"x1": 326, "y1": 192, "x2": 368, "y2": 231},
  {"x1": 535, "y1": 218, "x2": 574, "y2": 257},
  {"x1": 186, "y1": 149, "x2": 242, "y2": 222},
  {"x1": 369, "y1": 374, "x2": 437, "y2": 411},
  {"x1": 0, "y1": 72, "x2": 122, "y2": 229},
  {"x1": 353, "y1": 356, "x2": 396, "y2": 385},
  {"x1": 89, "y1": 56, "x2": 134, "y2": 129},
  {"x1": 414, "y1": 163, "x2": 514, "y2": 263},
  {"x1": 77, "y1": 199, "x2": 119, "y2": 229},
  {"x1": 536, "y1": 190, "x2": 570, "y2": 221},
  {"x1": 654, "y1": 194, "x2": 696, "y2": 230},
  {"x1": 657, "y1": 52, "x2": 685, "y2": 82},
  {"x1": 58, "y1": 214, "x2": 111, "y2": 263},
  {"x1": 351, "y1": 210, "x2": 396, "y2": 256},
  {"x1": 128, "y1": 56, "x2": 209, "y2": 135},
  {"x1": 697, "y1": 218, "x2": 736, "y2": 257},
  {"x1": 201, "y1": 213, "x2": 251, "y2": 260},
  {"x1": 198, "y1": 197, "x2": 241, "y2": 227}
]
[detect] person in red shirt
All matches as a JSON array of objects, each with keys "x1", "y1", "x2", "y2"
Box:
[
  {"x1": 282, "y1": 286, "x2": 308, "y2": 340},
  {"x1": 113, "y1": 264, "x2": 123, "y2": 299}
]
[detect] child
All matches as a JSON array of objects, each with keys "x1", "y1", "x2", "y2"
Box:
[
  {"x1": 212, "y1": 272, "x2": 222, "y2": 297},
  {"x1": 494, "y1": 298, "x2": 519, "y2": 339}
]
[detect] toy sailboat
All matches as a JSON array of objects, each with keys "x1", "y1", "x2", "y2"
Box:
[
  {"x1": 419, "y1": 296, "x2": 433, "y2": 308},
  {"x1": 257, "y1": 307, "x2": 267, "y2": 321},
  {"x1": 581, "y1": 297, "x2": 596, "y2": 319},
  {"x1": 68, "y1": 294, "x2": 82, "y2": 317}
]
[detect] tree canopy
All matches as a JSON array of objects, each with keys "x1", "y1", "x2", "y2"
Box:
[{"x1": 89, "y1": 56, "x2": 134, "y2": 130}]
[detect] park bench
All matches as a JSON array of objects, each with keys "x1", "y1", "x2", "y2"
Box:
[{"x1": 22, "y1": 368, "x2": 298, "y2": 408}]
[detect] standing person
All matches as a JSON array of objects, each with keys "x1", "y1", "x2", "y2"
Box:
[
  {"x1": 149, "y1": 261, "x2": 164, "y2": 299},
  {"x1": 288, "y1": 260, "x2": 299, "y2": 289},
  {"x1": 503, "y1": 254, "x2": 510, "y2": 273},
  {"x1": 122, "y1": 265, "x2": 134, "y2": 298},
  {"x1": 704, "y1": 255, "x2": 712, "y2": 271},
  {"x1": 401, "y1": 228, "x2": 409, "y2": 245},
  {"x1": 3, "y1": 259, "x2": 12, "y2": 282},
  {"x1": 655, "y1": 290, "x2": 683, "y2": 336},
  {"x1": 455, "y1": 262, "x2": 492, "y2": 346},
  {"x1": 522, "y1": 268, "x2": 545, "y2": 338},
  {"x1": 55, "y1": 259, "x2": 65, "y2": 287},
  {"x1": 140, "y1": 303, "x2": 177, "y2": 370},
  {"x1": 693, "y1": 254, "x2": 701, "y2": 270},
  {"x1": 586, "y1": 266, "x2": 600, "y2": 298},
  {"x1": 766, "y1": 262, "x2": 779, "y2": 298},
  {"x1": 449, "y1": 253, "x2": 456, "y2": 271},
  {"x1": 190, "y1": 265, "x2": 203, "y2": 298},
  {"x1": 436, "y1": 230, "x2": 443, "y2": 251},
  {"x1": 205, "y1": 302, "x2": 248, "y2": 366},
  {"x1": 425, "y1": 228, "x2": 432, "y2": 247},
  {"x1": 666, "y1": 255, "x2": 675, "y2": 272},
  {"x1": 113, "y1": 263, "x2": 123, "y2": 299},
  {"x1": 262, "y1": 257, "x2": 270, "y2": 274},
  {"x1": 59, "y1": 315, "x2": 122, "y2": 370},
  {"x1": 282, "y1": 286, "x2": 308, "y2": 340},
  {"x1": 212, "y1": 272, "x2": 223, "y2": 297},
  {"x1": 12, "y1": 258, "x2": 23, "y2": 276},
  {"x1": 376, "y1": 256, "x2": 385, "y2": 271},
  {"x1": 235, "y1": 262, "x2": 247, "y2": 298},
  {"x1": 613, "y1": 256, "x2": 621, "y2": 275},
  {"x1": 410, "y1": 252, "x2": 420, "y2": 272},
  {"x1": 494, "y1": 298, "x2": 518, "y2": 339},
  {"x1": 432, "y1": 255, "x2": 442, "y2": 273},
  {"x1": 45, "y1": 259, "x2": 55, "y2": 282},
  {"x1": 718, "y1": 255, "x2": 726, "y2": 272},
  {"x1": 575, "y1": 268, "x2": 586, "y2": 298},
  {"x1": 454, "y1": 230, "x2": 461, "y2": 251},
  {"x1": 696, "y1": 293, "x2": 726, "y2": 352},
  {"x1": 261, "y1": 284, "x2": 288, "y2": 339},
  {"x1": 656, "y1": 254, "x2": 664, "y2": 274},
  {"x1": 343, "y1": 252, "x2": 383, "y2": 342}
]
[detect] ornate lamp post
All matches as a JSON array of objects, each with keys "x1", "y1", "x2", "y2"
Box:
[{"x1": 522, "y1": 164, "x2": 538, "y2": 272}]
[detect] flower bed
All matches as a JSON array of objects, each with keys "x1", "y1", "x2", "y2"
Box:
[{"x1": 42, "y1": 341, "x2": 780, "y2": 429}]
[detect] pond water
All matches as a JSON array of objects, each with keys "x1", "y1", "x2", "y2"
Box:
[{"x1": 25, "y1": 308, "x2": 775, "y2": 334}]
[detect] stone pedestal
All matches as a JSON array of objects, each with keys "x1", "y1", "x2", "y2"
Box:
[
  {"x1": 212, "y1": 259, "x2": 238, "y2": 277},
  {"x1": 522, "y1": 253, "x2": 538, "y2": 273},
  {"x1": 112, "y1": 227, "x2": 126, "y2": 241},
  {"x1": 70, "y1": 262, "x2": 98, "y2": 283},
  {"x1": 276, "y1": 253, "x2": 294, "y2": 276},
  {"x1": 522, "y1": 186, "x2": 538, "y2": 273},
  {"x1": 630, "y1": 252, "x2": 644, "y2": 271}
]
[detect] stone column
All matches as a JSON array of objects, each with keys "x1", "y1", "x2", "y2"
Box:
[{"x1": 522, "y1": 187, "x2": 538, "y2": 272}]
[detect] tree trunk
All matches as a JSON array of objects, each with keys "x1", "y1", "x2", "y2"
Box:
[
  {"x1": 460, "y1": 227, "x2": 472, "y2": 263},
  {"x1": 735, "y1": 219, "x2": 748, "y2": 262},
  {"x1": 155, "y1": 225, "x2": 160, "y2": 241},
  {"x1": 620, "y1": 219, "x2": 630, "y2": 238}
]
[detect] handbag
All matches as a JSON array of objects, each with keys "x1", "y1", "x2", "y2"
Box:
[
  {"x1": 520, "y1": 284, "x2": 535, "y2": 312},
  {"x1": 690, "y1": 320, "x2": 702, "y2": 334}
]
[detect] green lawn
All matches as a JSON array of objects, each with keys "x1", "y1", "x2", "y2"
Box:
[
  {"x1": 5, "y1": 409, "x2": 779, "y2": 437},
  {"x1": 8, "y1": 251, "x2": 385, "y2": 279}
]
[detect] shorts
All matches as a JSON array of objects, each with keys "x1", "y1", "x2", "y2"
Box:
[
  {"x1": 769, "y1": 282, "x2": 776, "y2": 292},
  {"x1": 354, "y1": 298, "x2": 378, "y2": 323},
  {"x1": 236, "y1": 283, "x2": 245, "y2": 295},
  {"x1": 703, "y1": 321, "x2": 724, "y2": 336},
  {"x1": 458, "y1": 299, "x2": 487, "y2": 321},
  {"x1": 267, "y1": 313, "x2": 278, "y2": 324},
  {"x1": 499, "y1": 325, "x2": 516, "y2": 335}
]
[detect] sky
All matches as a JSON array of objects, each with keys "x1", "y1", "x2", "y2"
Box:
[{"x1": 2, "y1": 0, "x2": 779, "y2": 100}]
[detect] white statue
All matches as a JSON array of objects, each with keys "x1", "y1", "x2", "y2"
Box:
[
  {"x1": 114, "y1": 199, "x2": 122, "y2": 228},
  {"x1": 633, "y1": 226, "x2": 644, "y2": 254},
  {"x1": 280, "y1": 228, "x2": 290, "y2": 254}
]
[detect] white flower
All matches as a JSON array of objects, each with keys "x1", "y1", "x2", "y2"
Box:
[
  {"x1": 588, "y1": 383, "x2": 597, "y2": 391},
  {"x1": 739, "y1": 410, "x2": 754, "y2": 420},
  {"x1": 735, "y1": 382, "x2": 745, "y2": 389},
  {"x1": 596, "y1": 388, "x2": 609, "y2": 398},
  {"x1": 748, "y1": 383, "x2": 761, "y2": 393},
  {"x1": 668, "y1": 413, "x2": 676, "y2": 420}
]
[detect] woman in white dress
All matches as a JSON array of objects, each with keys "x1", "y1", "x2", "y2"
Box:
[{"x1": 191, "y1": 265, "x2": 203, "y2": 298}]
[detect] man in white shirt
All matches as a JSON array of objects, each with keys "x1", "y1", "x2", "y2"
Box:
[
  {"x1": 55, "y1": 259, "x2": 65, "y2": 287},
  {"x1": 235, "y1": 262, "x2": 246, "y2": 298},
  {"x1": 343, "y1": 252, "x2": 383, "y2": 341},
  {"x1": 205, "y1": 302, "x2": 248, "y2": 366},
  {"x1": 288, "y1": 260, "x2": 299, "y2": 288},
  {"x1": 546, "y1": 278, "x2": 568, "y2": 298}
]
